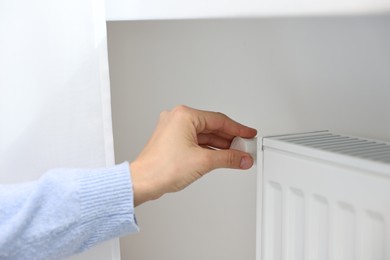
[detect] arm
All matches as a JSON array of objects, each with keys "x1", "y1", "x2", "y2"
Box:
[
  {"x1": 0, "y1": 105, "x2": 256, "y2": 258},
  {"x1": 0, "y1": 163, "x2": 138, "y2": 260}
]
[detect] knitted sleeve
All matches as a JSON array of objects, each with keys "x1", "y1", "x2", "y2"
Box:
[{"x1": 0, "y1": 162, "x2": 139, "y2": 260}]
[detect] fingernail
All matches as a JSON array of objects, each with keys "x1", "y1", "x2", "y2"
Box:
[{"x1": 240, "y1": 156, "x2": 252, "y2": 169}]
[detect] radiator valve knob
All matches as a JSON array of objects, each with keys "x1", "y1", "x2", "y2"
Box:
[{"x1": 230, "y1": 137, "x2": 257, "y2": 164}]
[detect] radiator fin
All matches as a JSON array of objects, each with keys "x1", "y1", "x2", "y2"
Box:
[
  {"x1": 286, "y1": 188, "x2": 305, "y2": 260},
  {"x1": 278, "y1": 132, "x2": 390, "y2": 164},
  {"x1": 310, "y1": 195, "x2": 329, "y2": 260},
  {"x1": 334, "y1": 203, "x2": 356, "y2": 260},
  {"x1": 263, "y1": 182, "x2": 283, "y2": 260},
  {"x1": 362, "y1": 211, "x2": 385, "y2": 259}
]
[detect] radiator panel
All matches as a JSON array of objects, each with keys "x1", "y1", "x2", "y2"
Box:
[{"x1": 258, "y1": 132, "x2": 390, "y2": 260}]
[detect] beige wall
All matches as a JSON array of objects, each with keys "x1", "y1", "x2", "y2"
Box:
[{"x1": 107, "y1": 16, "x2": 390, "y2": 260}]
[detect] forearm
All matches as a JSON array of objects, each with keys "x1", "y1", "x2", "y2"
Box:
[{"x1": 0, "y1": 162, "x2": 139, "y2": 260}]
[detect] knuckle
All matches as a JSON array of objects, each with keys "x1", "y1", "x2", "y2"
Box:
[
  {"x1": 160, "y1": 110, "x2": 168, "y2": 117},
  {"x1": 159, "y1": 110, "x2": 169, "y2": 120},
  {"x1": 216, "y1": 111, "x2": 227, "y2": 118},
  {"x1": 226, "y1": 151, "x2": 237, "y2": 168},
  {"x1": 171, "y1": 105, "x2": 192, "y2": 120},
  {"x1": 199, "y1": 153, "x2": 213, "y2": 172},
  {"x1": 172, "y1": 105, "x2": 189, "y2": 114}
]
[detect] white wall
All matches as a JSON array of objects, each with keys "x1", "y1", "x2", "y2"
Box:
[
  {"x1": 1, "y1": 0, "x2": 120, "y2": 258},
  {"x1": 107, "y1": 15, "x2": 390, "y2": 260}
]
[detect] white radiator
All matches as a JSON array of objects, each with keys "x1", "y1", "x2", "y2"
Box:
[{"x1": 256, "y1": 131, "x2": 390, "y2": 260}]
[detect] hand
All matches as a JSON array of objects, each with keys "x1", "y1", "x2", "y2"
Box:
[{"x1": 130, "y1": 105, "x2": 257, "y2": 206}]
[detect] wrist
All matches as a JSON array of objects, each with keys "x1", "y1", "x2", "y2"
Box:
[{"x1": 130, "y1": 161, "x2": 161, "y2": 207}]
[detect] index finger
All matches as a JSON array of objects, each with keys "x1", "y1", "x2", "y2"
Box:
[{"x1": 193, "y1": 108, "x2": 257, "y2": 138}]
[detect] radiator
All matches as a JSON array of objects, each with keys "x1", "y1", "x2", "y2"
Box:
[{"x1": 255, "y1": 131, "x2": 390, "y2": 260}]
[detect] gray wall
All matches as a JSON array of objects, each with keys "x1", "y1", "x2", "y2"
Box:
[{"x1": 107, "y1": 15, "x2": 390, "y2": 260}]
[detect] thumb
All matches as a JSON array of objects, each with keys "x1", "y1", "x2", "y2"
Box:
[{"x1": 204, "y1": 149, "x2": 254, "y2": 171}]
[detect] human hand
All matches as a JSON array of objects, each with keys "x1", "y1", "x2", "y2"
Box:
[{"x1": 130, "y1": 105, "x2": 257, "y2": 206}]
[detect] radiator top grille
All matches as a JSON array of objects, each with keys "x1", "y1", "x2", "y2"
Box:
[{"x1": 273, "y1": 131, "x2": 390, "y2": 164}]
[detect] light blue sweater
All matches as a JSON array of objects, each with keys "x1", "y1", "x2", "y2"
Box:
[{"x1": 0, "y1": 162, "x2": 139, "y2": 259}]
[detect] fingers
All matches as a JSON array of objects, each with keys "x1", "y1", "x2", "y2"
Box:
[
  {"x1": 194, "y1": 109, "x2": 257, "y2": 138},
  {"x1": 171, "y1": 105, "x2": 257, "y2": 139},
  {"x1": 203, "y1": 149, "x2": 254, "y2": 172},
  {"x1": 197, "y1": 133, "x2": 231, "y2": 149}
]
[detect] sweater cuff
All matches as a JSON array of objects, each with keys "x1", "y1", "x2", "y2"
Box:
[{"x1": 78, "y1": 162, "x2": 139, "y2": 247}]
